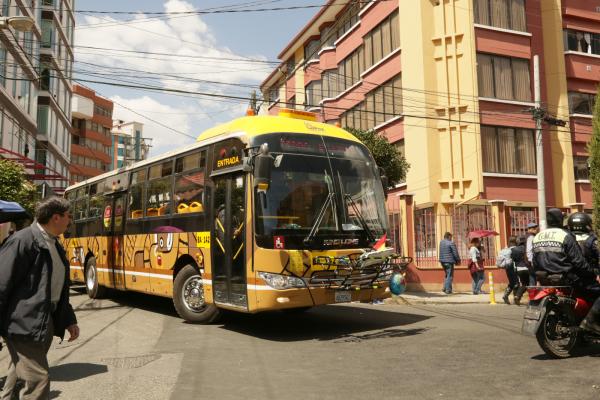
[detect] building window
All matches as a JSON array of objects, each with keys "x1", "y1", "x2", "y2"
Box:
[
  {"x1": 395, "y1": 139, "x2": 405, "y2": 184},
  {"x1": 286, "y1": 57, "x2": 295, "y2": 75},
  {"x1": 305, "y1": 80, "x2": 322, "y2": 108},
  {"x1": 481, "y1": 125, "x2": 536, "y2": 175},
  {"x1": 0, "y1": 45, "x2": 5, "y2": 87},
  {"x1": 477, "y1": 53, "x2": 531, "y2": 102},
  {"x1": 268, "y1": 85, "x2": 280, "y2": 105},
  {"x1": 574, "y1": 156, "x2": 589, "y2": 181},
  {"x1": 364, "y1": 10, "x2": 400, "y2": 70},
  {"x1": 474, "y1": 0, "x2": 526, "y2": 32},
  {"x1": 322, "y1": 69, "x2": 341, "y2": 99},
  {"x1": 304, "y1": 39, "x2": 320, "y2": 61},
  {"x1": 341, "y1": 74, "x2": 402, "y2": 131},
  {"x1": 41, "y1": 19, "x2": 53, "y2": 48},
  {"x1": 338, "y1": 46, "x2": 365, "y2": 94},
  {"x1": 568, "y1": 92, "x2": 596, "y2": 115},
  {"x1": 564, "y1": 29, "x2": 600, "y2": 55}
]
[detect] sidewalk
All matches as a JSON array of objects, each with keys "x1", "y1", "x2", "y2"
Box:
[{"x1": 385, "y1": 291, "x2": 527, "y2": 305}]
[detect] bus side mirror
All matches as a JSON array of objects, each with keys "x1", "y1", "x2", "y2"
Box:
[
  {"x1": 378, "y1": 167, "x2": 389, "y2": 195},
  {"x1": 381, "y1": 175, "x2": 389, "y2": 195},
  {"x1": 254, "y1": 143, "x2": 272, "y2": 190}
]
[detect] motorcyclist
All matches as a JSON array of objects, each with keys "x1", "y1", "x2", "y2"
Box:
[
  {"x1": 532, "y1": 208, "x2": 600, "y2": 335},
  {"x1": 567, "y1": 212, "x2": 599, "y2": 269}
]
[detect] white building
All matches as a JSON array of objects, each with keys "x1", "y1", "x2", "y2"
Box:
[{"x1": 110, "y1": 120, "x2": 151, "y2": 170}]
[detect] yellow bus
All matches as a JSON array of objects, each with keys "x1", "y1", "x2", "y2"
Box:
[{"x1": 63, "y1": 109, "x2": 395, "y2": 323}]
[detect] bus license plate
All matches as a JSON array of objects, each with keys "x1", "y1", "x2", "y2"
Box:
[{"x1": 335, "y1": 290, "x2": 351, "y2": 303}]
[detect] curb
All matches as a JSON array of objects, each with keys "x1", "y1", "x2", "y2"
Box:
[{"x1": 385, "y1": 294, "x2": 501, "y2": 306}]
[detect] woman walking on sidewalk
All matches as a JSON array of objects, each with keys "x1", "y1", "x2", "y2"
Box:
[{"x1": 468, "y1": 238, "x2": 485, "y2": 294}]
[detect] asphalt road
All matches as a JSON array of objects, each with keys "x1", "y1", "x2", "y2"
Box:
[{"x1": 1, "y1": 287, "x2": 599, "y2": 400}]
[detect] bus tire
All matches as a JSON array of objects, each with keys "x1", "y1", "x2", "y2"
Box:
[
  {"x1": 85, "y1": 257, "x2": 106, "y2": 299},
  {"x1": 173, "y1": 265, "x2": 219, "y2": 323}
]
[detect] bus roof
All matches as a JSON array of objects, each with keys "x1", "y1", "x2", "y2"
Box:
[
  {"x1": 197, "y1": 115, "x2": 361, "y2": 144},
  {"x1": 66, "y1": 115, "x2": 360, "y2": 193}
]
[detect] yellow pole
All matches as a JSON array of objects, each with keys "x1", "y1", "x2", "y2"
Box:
[{"x1": 489, "y1": 272, "x2": 497, "y2": 305}]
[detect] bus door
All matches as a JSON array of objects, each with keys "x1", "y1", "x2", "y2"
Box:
[
  {"x1": 211, "y1": 173, "x2": 247, "y2": 308},
  {"x1": 105, "y1": 193, "x2": 127, "y2": 290}
]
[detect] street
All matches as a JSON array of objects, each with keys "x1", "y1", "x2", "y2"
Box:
[{"x1": 1, "y1": 288, "x2": 598, "y2": 400}]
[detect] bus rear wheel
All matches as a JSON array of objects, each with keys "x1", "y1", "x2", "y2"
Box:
[
  {"x1": 85, "y1": 257, "x2": 106, "y2": 299},
  {"x1": 173, "y1": 265, "x2": 219, "y2": 323}
]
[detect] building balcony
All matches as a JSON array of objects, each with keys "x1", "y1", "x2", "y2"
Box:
[
  {"x1": 72, "y1": 94, "x2": 93, "y2": 119},
  {"x1": 564, "y1": 51, "x2": 600, "y2": 82}
]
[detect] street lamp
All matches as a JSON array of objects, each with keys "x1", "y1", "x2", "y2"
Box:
[{"x1": 0, "y1": 16, "x2": 35, "y2": 32}]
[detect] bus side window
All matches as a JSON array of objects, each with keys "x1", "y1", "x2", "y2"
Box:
[
  {"x1": 74, "y1": 187, "x2": 89, "y2": 221},
  {"x1": 129, "y1": 184, "x2": 144, "y2": 219},
  {"x1": 174, "y1": 151, "x2": 205, "y2": 214},
  {"x1": 146, "y1": 161, "x2": 173, "y2": 217}
]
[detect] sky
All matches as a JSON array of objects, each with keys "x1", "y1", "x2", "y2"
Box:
[{"x1": 74, "y1": 0, "x2": 318, "y2": 156}]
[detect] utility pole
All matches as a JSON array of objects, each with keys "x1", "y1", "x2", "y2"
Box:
[
  {"x1": 533, "y1": 55, "x2": 547, "y2": 230},
  {"x1": 530, "y1": 55, "x2": 566, "y2": 230}
]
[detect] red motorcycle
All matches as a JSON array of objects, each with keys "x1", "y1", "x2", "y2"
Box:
[{"x1": 522, "y1": 273, "x2": 599, "y2": 358}]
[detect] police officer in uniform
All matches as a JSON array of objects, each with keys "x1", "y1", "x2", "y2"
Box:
[
  {"x1": 567, "y1": 212, "x2": 599, "y2": 269},
  {"x1": 533, "y1": 208, "x2": 600, "y2": 334}
]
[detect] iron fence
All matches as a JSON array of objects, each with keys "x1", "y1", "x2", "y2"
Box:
[{"x1": 415, "y1": 205, "x2": 497, "y2": 267}]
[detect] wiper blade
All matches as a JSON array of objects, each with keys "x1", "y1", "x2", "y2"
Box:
[
  {"x1": 344, "y1": 194, "x2": 376, "y2": 244},
  {"x1": 303, "y1": 192, "x2": 334, "y2": 246}
]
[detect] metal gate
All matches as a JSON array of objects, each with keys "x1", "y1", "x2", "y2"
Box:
[
  {"x1": 509, "y1": 207, "x2": 537, "y2": 239},
  {"x1": 414, "y1": 205, "x2": 497, "y2": 267}
]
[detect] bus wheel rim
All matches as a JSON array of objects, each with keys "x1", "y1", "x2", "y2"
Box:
[
  {"x1": 86, "y1": 266, "x2": 95, "y2": 290},
  {"x1": 182, "y1": 275, "x2": 205, "y2": 312}
]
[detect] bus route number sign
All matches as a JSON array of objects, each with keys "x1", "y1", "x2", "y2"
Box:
[{"x1": 195, "y1": 232, "x2": 211, "y2": 248}]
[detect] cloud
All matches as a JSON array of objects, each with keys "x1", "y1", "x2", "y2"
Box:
[
  {"x1": 75, "y1": 0, "x2": 270, "y2": 153},
  {"x1": 110, "y1": 95, "x2": 196, "y2": 157}
]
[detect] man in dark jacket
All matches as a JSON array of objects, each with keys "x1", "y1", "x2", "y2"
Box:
[
  {"x1": 438, "y1": 232, "x2": 461, "y2": 294},
  {"x1": 0, "y1": 197, "x2": 79, "y2": 399},
  {"x1": 532, "y1": 208, "x2": 600, "y2": 334}
]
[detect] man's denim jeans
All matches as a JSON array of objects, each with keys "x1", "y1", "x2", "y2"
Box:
[{"x1": 441, "y1": 263, "x2": 454, "y2": 293}]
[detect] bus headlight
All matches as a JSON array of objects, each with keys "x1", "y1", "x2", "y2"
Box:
[{"x1": 259, "y1": 272, "x2": 306, "y2": 290}]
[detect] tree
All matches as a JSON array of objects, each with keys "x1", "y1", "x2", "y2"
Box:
[
  {"x1": 0, "y1": 159, "x2": 38, "y2": 216},
  {"x1": 589, "y1": 86, "x2": 600, "y2": 232},
  {"x1": 345, "y1": 128, "x2": 410, "y2": 187}
]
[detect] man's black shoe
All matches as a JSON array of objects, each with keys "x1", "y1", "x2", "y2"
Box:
[{"x1": 580, "y1": 318, "x2": 600, "y2": 336}]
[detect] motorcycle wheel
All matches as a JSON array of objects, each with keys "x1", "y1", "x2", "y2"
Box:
[{"x1": 535, "y1": 303, "x2": 580, "y2": 359}]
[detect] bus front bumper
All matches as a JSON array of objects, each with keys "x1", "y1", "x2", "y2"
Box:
[{"x1": 249, "y1": 285, "x2": 390, "y2": 312}]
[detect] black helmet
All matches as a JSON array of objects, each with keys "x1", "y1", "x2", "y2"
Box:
[
  {"x1": 546, "y1": 208, "x2": 564, "y2": 228},
  {"x1": 567, "y1": 212, "x2": 592, "y2": 234}
]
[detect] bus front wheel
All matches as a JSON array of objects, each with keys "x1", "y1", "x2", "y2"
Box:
[
  {"x1": 85, "y1": 257, "x2": 106, "y2": 299},
  {"x1": 173, "y1": 265, "x2": 219, "y2": 323}
]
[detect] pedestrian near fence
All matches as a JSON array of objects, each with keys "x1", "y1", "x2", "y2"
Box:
[
  {"x1": 0, "y1": 197, "x2": 79, "y2": 399},
  {"x1": 468, "y1": 238, "x2": 485, "y2": 294},
  {"x1": 512, "y1": 236, "x2": 530, "y2": 305},
  {"x1": 526, "y1": 222, "x2": 539, "y2": 285},
  {"x1": 499, "y1": 236, "x2": 519, "y2": 304},
  {"x1": 438, "y1": 232, "x2": 460, "y2": 294}
]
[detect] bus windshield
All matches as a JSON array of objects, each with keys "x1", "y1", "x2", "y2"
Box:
[{"x1": 253, "y1": 133, "x2": 388, "y2": 249}]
